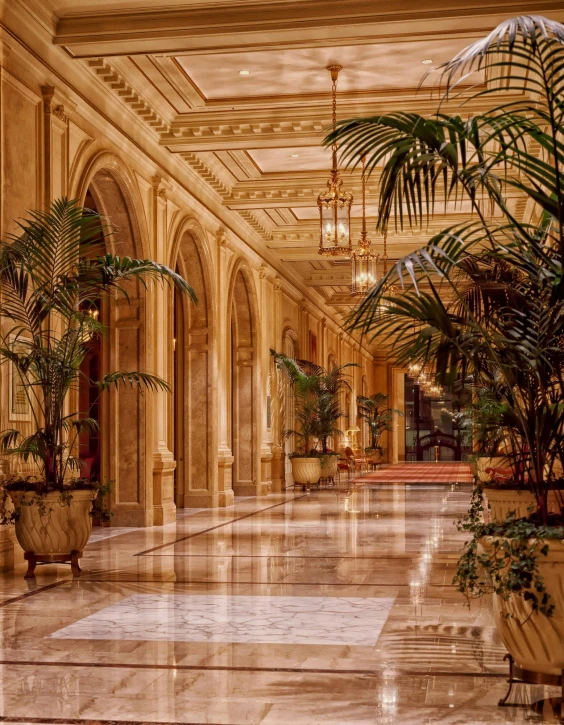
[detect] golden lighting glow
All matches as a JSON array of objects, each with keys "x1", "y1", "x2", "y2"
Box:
[{"x1": 318, "y1": 65, "x2": 353, "y2": 256}]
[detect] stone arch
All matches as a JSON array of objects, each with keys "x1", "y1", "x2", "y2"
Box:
[
  {"x1": 76, "y1": 153, "x2": 152, "y2": 526},
  {"x1": 281, "y1": 322, "x2": 299, "y2": 359},
  {"x1": 227, "y1": 260, "x2": 261, "y2": 496},
  {"x1": 169, "y1": 217, "x2": 217, "y2": 508}
]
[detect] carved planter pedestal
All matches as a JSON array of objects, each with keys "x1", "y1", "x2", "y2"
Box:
[
  {"x1": 485, "y1": 488, "x2": 562, "y2": 523},
  {"x1": 482, "y1": 537, "x2": 564, "y2": 718},
  {"x1": 9, "y1": 489, "x2": 96, "y2": 578}
]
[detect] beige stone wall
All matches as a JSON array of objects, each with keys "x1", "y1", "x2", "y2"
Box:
[{"x1": 0, "y1": 7, "x2": 379, "y2": 567}]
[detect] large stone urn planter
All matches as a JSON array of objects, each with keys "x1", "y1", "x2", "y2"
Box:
[
  {"x1": 485, "y1": 488, "x2": 562, "y2": 523},
  {"x1": 484, "y1": 538, "x2": 564, "y2": 679},
  {"x1": 9, "y1": 488, "x2": 97, "y2": 578},
  {"x1": 290, "y1": 457, "x2": 321, "y2": 489},
  {"x1": 365, "y1": 449, "x2": 383, "y2": 467},
  {"x1": 319, "y1": 455, "x2": 338, "y2": 481}
]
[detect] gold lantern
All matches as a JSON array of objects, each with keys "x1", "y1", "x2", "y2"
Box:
[
  {"x1": 376, "y1": 231, "x2": 399, "y2": 315},
  {"x1": 318, "y1": 65, "x2": 353, "y2": 256},
  {"x1": 351, "y1": 156, "x2": 378, "y2": 297}
]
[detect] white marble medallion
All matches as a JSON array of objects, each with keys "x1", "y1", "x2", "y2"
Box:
[{"x1": 49, "y1": 594, "x2": 395, "y2": 646}]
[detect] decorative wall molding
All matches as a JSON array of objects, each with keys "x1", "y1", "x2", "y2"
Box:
[{"x1": 86, "y1": 58, "x2": 172, "y2": 135}]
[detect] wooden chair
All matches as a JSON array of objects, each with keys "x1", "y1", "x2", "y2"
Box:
[{"x1": 345, "y1": 447, "x2": 364, "y2": 476}]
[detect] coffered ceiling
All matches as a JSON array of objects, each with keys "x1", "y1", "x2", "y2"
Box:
[{"x1": 46, "y1": 0, "x2": 564, "y2": 318}]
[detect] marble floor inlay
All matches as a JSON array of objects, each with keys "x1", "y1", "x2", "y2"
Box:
[
  {"x1": 48, "y1": 593, "x2": 396, "y2": 645},
  {"x1": 0, "y1": 481, "x2": 560, "y2": 723}
]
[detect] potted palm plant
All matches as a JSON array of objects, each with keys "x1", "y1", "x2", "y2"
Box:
[
  {"x1": 307, "y1": 358, "x2": 357, "y2": 480},
  {"x1": 357, "y1": 392, "x2": 402, "y2": 465},
  {"x1": 271, "y1": 351, "x2": 357, "y2": 487},
  {"x1": 0, "y1": 198, "x2": 196, "y2": 578},
  {"x1": 271, "y1": 351, "x2": 322, "y2": 488},
  {"x1": 328, "y1": 15, "x2": 564, "y2": 695}
]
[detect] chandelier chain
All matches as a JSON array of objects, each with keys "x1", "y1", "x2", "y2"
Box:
[
  {"x1": 330, "y1": 67, "x2": 339, "y2": 172},
  {"x1": 361, "y1": 155, "x2": 366, "y2": 235}
]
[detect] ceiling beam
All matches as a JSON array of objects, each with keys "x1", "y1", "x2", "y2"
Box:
[
  {"x1": 55, "y1": 0, "x2": 564, "y2": 58},
  {"x1": 161, "y1": 91, "x2": 523, "y2": 152}
]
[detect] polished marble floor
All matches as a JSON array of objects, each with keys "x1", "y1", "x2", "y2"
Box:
[{"x1": 0, "y1": 474, "x2": 560, "y2": 724}]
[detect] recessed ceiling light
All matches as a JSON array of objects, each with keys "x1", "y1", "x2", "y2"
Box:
[
  {"x1": 238, "y1": 69, "x2": 250, "y2": 75},
  {"x1": 421, "y1": 59, "x2": 433, "y2": 65},
  {"x1": 291, "y1": 153, "x2": 300, "y2": 158}
]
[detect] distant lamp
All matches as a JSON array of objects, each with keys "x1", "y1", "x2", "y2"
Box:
[
  {"x1": 318, "y1": 65, "x2": 353, "y2": 256},
  {"x1": 346, "y1": 426, "x2": 361, "y2": 445}
]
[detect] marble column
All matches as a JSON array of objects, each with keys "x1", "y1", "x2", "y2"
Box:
[
  {"x1": 151, "y1": 178, "x2": 176, "y2": 525},
  {"x1": 216, "y1": 230, "x2": 235, "y2": 506}
]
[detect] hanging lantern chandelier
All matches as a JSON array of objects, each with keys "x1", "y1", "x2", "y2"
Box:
[
  {"x1": 351, "y1": 156, "x2": 378, "y2": 297},
  {"x1": 318, "y1": 65, "x2": 353, "y2": 257},
  {"x1": 377, "y1": 231, "x2": 400, "y2": 314}
]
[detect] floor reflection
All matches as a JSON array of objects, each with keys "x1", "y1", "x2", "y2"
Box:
[{"x1": 0, "y1": 478, "x2": 559, "y2": 723}]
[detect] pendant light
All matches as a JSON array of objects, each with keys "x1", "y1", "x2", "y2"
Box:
[
  {"x1": 377, "y1": 231, "x2": 399, "y2": 315},
  {"x1": 318, "y1": 65, "x2": 353, "y2": 256},
  {"x1": 351, "y1": 156, "x2": 378, "y2": 296}
]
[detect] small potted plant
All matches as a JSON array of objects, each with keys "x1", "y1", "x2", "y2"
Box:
[
  {"x1": 271, "y1": 352, "x2": 322, "y2": 488},
  {"x1": 357, "y1": 393, "x2": 402, "y2": 465},
  {"x1": 312, "y1": 359, "x2": 357, "y2": 480},
  {"x1": 271, "y1": 352, "x2": 357, "y2": 486},
  {"x1": 0, "y1": 198, "x2": 196, "y2": 578}
]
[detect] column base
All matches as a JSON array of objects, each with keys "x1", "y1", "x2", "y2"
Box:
[
  {"x1": 153, "y1": 448, "x2": 176, "y2": 526},
  {"x1": 0, "y1": 526, "x2": 19, "y2": 571},
  {"x1": 218, "y1": 490, "x2": 235, "y2": 507},
  {"x1": 260, "y1": 446, "x2": 273, "y2": 495},
  {"x1": 153, "y1": 501, "x2": 177, "y2": 526},
  {"x1": 233, "y1": 482, "x2": 271, "y2": 497},
  {"x1": 110, "y1": 507, "x2": 154, "y2": 527},
  {"x1": 217, "y1": 448, "x2": 235, "y2": 508},
  {"x1": 179, "y1": 492, "x2": 220, "y2": 509}
]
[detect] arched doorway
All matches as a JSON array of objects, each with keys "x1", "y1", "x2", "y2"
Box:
[
  {"x1": 77, "y1": 190, "x2": 103, "y2": 486},
  {"x1": 79, "y1": 163, "x2": 152, "y2": 527},
  {"x1": 228, "y1": 267, "x2": 260, "y2": 496},
  {"x1": 172, "y1": 225, "x2": 216, "y2": 508}
]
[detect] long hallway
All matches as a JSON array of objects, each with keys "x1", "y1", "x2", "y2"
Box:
[{"x1": 0, "y1": 477, "x2": 557, "y2": 724}]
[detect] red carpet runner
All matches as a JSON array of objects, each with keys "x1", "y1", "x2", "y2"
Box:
[{"x1": 355, "y1": 462, "x2": 472, "y2": 484}]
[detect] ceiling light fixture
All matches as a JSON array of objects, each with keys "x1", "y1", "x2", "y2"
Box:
[
  {"x1": 351, "y1": 156, "x2": 378, "y2": 297},
  {"x1": 291, "y1": 153, "x2": 300, "y2": 158},
  {"x1": 421, "y1": 59, "x2": 433, "y2": 65},
  {"x1": 376, "y1": 230, "x2": 400, "y2": 316},
  {"x1": 317, "y1": 65, "x2": 353, "y2": 257},
  {"x1": 238, "y1": 69, "x2": 250, "y2": 75}
]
